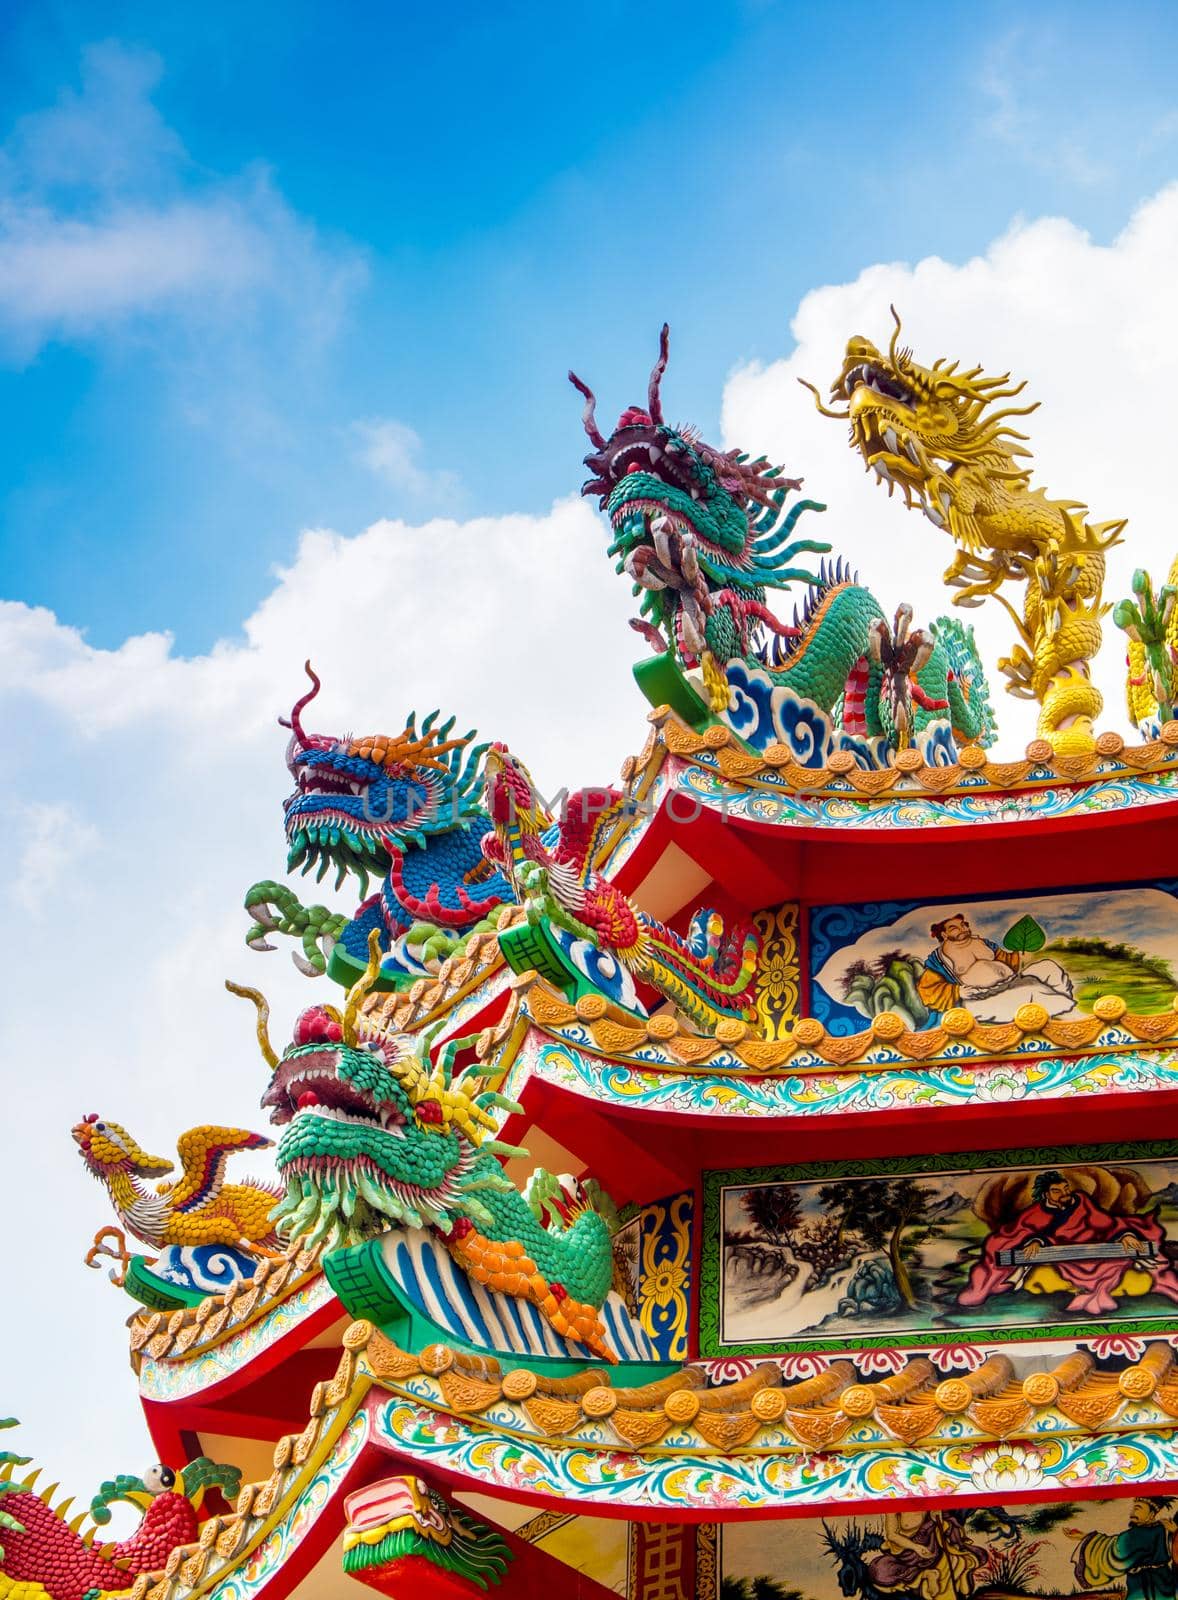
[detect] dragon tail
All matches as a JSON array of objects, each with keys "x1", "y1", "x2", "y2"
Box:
[
  {"x1": 636, "y1": 908, "x2": 760, "y2": 1029},
  {"x1": 930, "y1": 616, "x2": 997, "y2": 749},
  {"x1": 447, "y1": 1203, "x2": 617, "y2": 1363}
]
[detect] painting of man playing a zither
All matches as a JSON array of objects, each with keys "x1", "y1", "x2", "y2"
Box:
[{"x1": 959, "y1": 1169, "x2": 1178, "y2": 1316}]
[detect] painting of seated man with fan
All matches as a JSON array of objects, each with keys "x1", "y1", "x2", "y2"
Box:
[
  {"x1": 916, "y1": 912, "x2": 1076, "y2": 1022},
  {"x1": 810, "y1": 884, "x2": 1178, "y2": 1036}
]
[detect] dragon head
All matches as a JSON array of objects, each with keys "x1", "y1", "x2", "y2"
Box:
[
  {"x1": 260, "y1": 937, "x2": 522, "y2": 1251},
  {"x1": 571, "y1": 326, "x2": 828, "y2": 658},
  {"x1": 482, "y1": 743, "x2": 550, "y2": 839},
  {"x1": 343, "y1": 1476, "x2": 511, "y2": 1589},
  {"x1": 73, "y1": 1115, "x2": 174, "y2": 1181},
  {"x1": 90, "y1": 1458, "x2": 241, "y2": 1520},
  {"x1": 803, "y1": 308, "x2": 1038, "y2": 543},
  {"x1": 280, "y1": 663, "x2": 488, "y2": 899}
]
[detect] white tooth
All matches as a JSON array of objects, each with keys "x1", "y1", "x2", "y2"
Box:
[{"x1": 690, "y1": 487, "x2": 700, "y2": 500}]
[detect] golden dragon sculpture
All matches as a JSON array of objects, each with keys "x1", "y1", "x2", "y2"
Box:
[{"x1": 802, "y1": 311, "x2": 1124, "y2": 757}]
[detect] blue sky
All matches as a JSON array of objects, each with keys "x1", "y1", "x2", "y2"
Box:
[{"x1": 5, "y1": 0, "x2": 1178, "y2": 650}]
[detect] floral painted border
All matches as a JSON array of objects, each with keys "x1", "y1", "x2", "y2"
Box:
[
  {"x1": 674, "y1": 760, "x2": 1178, "y2": 831},
  {"x1": 206, "y1": 1412, "x2": 366, "y2": 1600},
  {"x1": 700, "y1": 1331, "x2": 1173, "y2": 1383},
  {"x1": 519, "y1": 1036, "x2": 1178, "y2": 1121},
  {"x1": 369, "y1": 1392, "x2": 1178, "y2": 1514}
]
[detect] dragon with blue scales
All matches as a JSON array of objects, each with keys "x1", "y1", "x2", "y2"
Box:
[
  {"x1": 244, "y1": 664, "x2": 513, "y2": 987},
  {"x1": 232, "y1": 949, "x2": 621, "y2": 1361},
  {"x1": 569, "y1": 326, "x2": 995, "y2": 760}
]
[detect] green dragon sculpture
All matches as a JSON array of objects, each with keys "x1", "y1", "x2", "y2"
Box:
[
  {"x1": 570, "y1": 326, "x2": 995, "y2": 761},
  {"x1": 235, "y1": 949, "x2": 619, "y2": 1361}
]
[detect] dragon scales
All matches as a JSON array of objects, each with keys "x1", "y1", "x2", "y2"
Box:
[
  {"x1": 570, "y1": 326, "x2": 995, "y2": 761},
  {"x1": 244, "y1": 664, "x2": 513, "y2": 987},
  {"x1": 230, "y1": 953, "x2": 621, "y2": 1363}
]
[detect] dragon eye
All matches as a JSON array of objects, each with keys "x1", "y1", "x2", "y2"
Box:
[{"x1": 95, "y1": 1122, "x2": 106, "y2": 1133}]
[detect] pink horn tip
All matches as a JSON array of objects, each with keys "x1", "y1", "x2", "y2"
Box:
[
  {"x1": 647, "y1": 323, "x2": 670, "y2": 424},
  {"x1": 288, "y1": 659, "x2": 321, "y2": 748},
  {"x1": 568, "y1": 370, "x2": 607, "y2": 448}
]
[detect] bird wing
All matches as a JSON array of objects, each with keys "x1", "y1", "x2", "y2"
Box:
[{"x1": 170, "y1": 1126, "x2": 273, "y2": 1213}]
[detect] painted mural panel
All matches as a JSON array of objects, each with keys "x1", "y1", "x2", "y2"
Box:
[
  {"x1": 703, "y1": 1143, "x2": 1178, "y2": 1354},
  {"x1": 808, "y1": 883, "x2": 1178, "y2": 1036},
  {"x1": 721, "y1": 1496, "x2": 1178, "y2": 1600}
]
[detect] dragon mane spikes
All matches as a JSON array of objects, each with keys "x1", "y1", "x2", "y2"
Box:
[
  {"x1": 380, "y1": 716, "x2": 470, "y2": 774},
  {"x1": 224, "y1": 980, "x2": 279, "y2": 1070},
  {"x1": 335, "y1": 935, "x2": 507, "y2": 1146},
  {"x1": 648, "y1": 322, "x2": 670, "y2": 424},
  {"x1": 568, "y1": 370, "x2": 607, "y2": 449},
  {"x1": 697, "y1": 441, "x2": 804, "y2": 513}
]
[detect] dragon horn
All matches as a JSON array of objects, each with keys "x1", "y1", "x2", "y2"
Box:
[
  {"x1": 648, "y1": 323, "x2": 670, "y2": 424},
  {"x1": 568, "y1": 370, "x2": 607, "y2": 448},
  {"x1": 286, "y1": 660, "x2": 321, "y2": 747},
  {"x1": 342, "y1": 929, "x2": 383, "y2": 1046},
  {"x1": 887, "y1": 304, "x2": 910, "y2": 370},
  {"x1": 224, "y1": 981, "x2": 278, "y2": 1070}
]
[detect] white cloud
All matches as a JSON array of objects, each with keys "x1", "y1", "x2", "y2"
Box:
[
  {"x1": 351, "y1": 418, "x2": 463, "y2": 504},
  {"x1": 5, "y1": 183, "x2": 1178, "y2": 1501},
  {"x1": 0, "y1": 43, "x2": 364, "y2": 356},
  {"x1": 976, "y1": 27, "x2": 1112, "y2": 187},
  {"x1": 8, "y1": 803, "x2": 99, "y2": 914},
  {"x1": 0, "y1": 42, "x2": 182, "y2": 194},
  {"x1": 0, "y1": 494, "x2": 640, "y2": 1498}
]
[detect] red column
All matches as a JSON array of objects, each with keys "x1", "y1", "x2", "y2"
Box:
[{"x1": 630, "y1": 1520, "x2": 698, "y2": 1600}]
